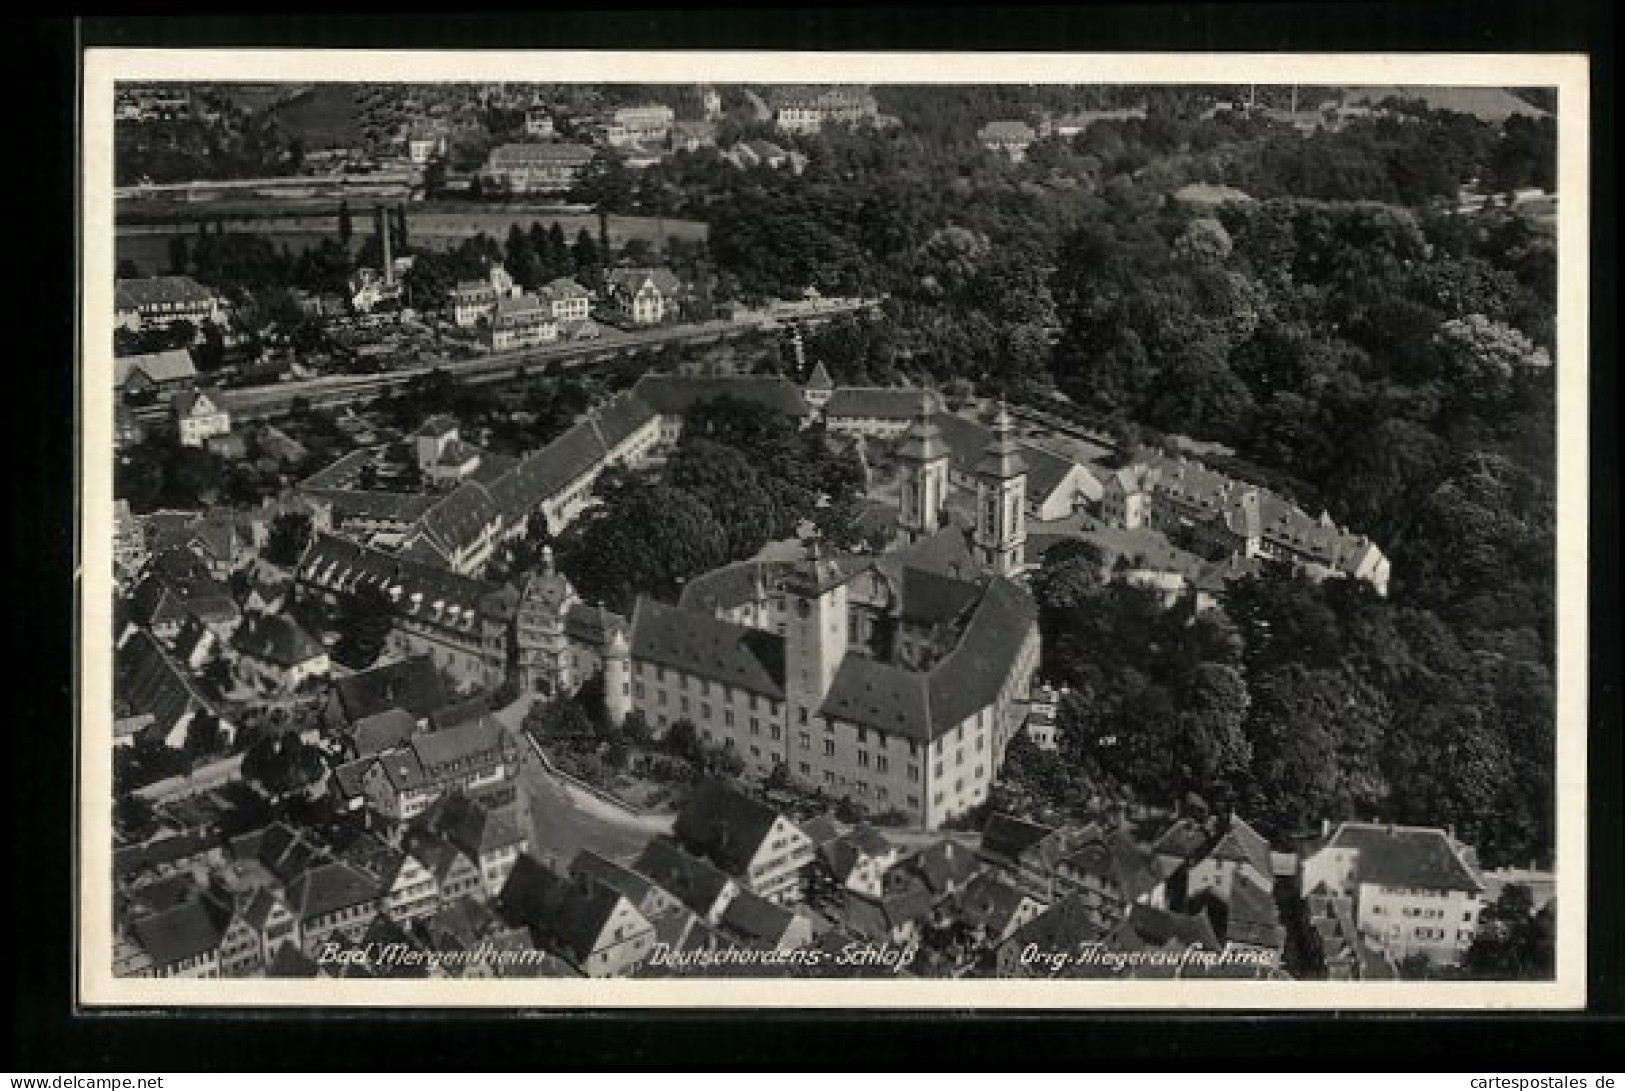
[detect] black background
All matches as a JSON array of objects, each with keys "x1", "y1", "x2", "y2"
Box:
[{"x1": 13, "y1": 5, "x2": 1619, "y2": 1070}]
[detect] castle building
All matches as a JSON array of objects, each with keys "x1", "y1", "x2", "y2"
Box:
[
  {"x1": 616, "y1": 527, "x2": 1039, "y2": 831},
  {"x1": 513, "y1": 546, "x2": 627, "y2": 697}
]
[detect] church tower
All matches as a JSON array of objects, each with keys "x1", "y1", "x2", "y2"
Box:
[
  {"x1": 974, "y1": 401, "x2": 1028, "y2": 575},
  {"x1": 897, "y1": 399, "x2": 949, "y2": 544},
  {"x1": 783, "y1": 542, "x2": 849, "y2": 732}
]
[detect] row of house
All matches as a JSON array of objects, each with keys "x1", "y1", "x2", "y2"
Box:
[
  {"x1": 116, "y1": 791, "x2": 530, "y2": 978},
  {"x1": 1100, "y1": 450, "x2": 1392, "y2": 595}
]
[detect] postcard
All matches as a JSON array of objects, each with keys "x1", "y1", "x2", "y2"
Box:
[{"x1": 78, "y1": 48, "x2": 1589, "y2": 1009}]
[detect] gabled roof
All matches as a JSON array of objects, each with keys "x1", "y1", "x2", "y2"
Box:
[
  {"x1": 350, "y1": 708, "x2": 418, "y2": 757},
  {"x1": 230, "y1": 612, "x2": 325, "y2": 668},
  {"x1": 113, "y1": 628, "x2": 218, "y2": 744},
  {"x1": 432, "y1": 794, "x2": 527, "y2": 858},
  {"x1": 1118, "y1": 903, "x2": 1223, "y2": 952},
  {"x1": 285, "y1": 861, "x2": 380, "y2": 921},
  {"x1": 172, "y1": 389, "x2": 225, "y2": 419},
  {"x1": 116, "y1": 275, "x2": 217, "y2": 311},
  {"x1": 822, "y1": 387, "x2": 930, "y2": 421},
  {"x1": 129, "y1": 898, "x2": 225, "y2": 968},
  {"x1": 115, "y1": 348, "x2": 198, "y2": 389},
  {"x1": 500, "y1": 854, "x2": 631, "y2": 964},
  {"x1": 1205, "y1": 814, "x2": 1275, "y2": 881},
  {"x1": 1060, "y1": 829, "x2": 1163, "y2": 904},
  {"x1": 906, "y1": 839, "x2": 982, "y2": 895},
  {"x1": 721, "y1": 889, "x2": 797, "y2": 945},
  {"x1": 296, "y1": 533, "x2": 498, "y2": 636},
  {"x1": 410, "y1": 716, "x2": 512, "y2": 777},
  {"x1": 957, "y1": 874, "x2": 1038, "y2": 935},
  {"x1": 606, "y1": 266, "x2": 682, "y2": 297},
  {"x1": 488, "y1": 142, "x2": 595, "y2": 167},
  {"x1": 570, "y1": 850, "x2": 661, "y2": 909},
  {"x1": 330, "y1": 654, "x2": 452, "y2": 724},
  {"x1": 1321, "y1": 822, "x2": 1484, "y2": 893},
  {"x1": 1008, "y1": 893, "x2": 1113, "y2": 953},
  {"x1": 674, "y1": 779, "x2": 789, "y2": 876},
  {"x1": 982, "y1": 814, "x2": 1062, "y2": 866},
  {"x1": 923, "y1": 575, "x2": 1037, "y2": 731},
  {"x1": 630, "y1": 598, "x2": 786, "y2": 700},
  {"x1": 799, "y1": 814, "x2": 841, "y2": 848},
  {"x1": 806, "y1": 361, "x2": 834, "y2": 391},
  {"x1": 633, "y1": 838, "x2": 735, "y2": 916}
]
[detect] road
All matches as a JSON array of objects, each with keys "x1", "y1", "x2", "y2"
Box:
[
  {"x1": 513, "y1": 731, "x2": 673, "y2": 870},
  {"x1": 131, "y1": 299, "x2": 880, "y2": 425}
]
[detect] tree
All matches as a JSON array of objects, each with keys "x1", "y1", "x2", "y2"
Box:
[
  {"x1": 240, "y1": 731, "x2": 326, "y2": 801},
  {"x1": 332, "y1": 583, "x2": 394, "y2": 669},
  {"x1": 263, "y1": 511, "x2": 314, "y2": 567},
  {"x1": 1464, "y1": 884, "x2": 1554, "y2": 980},
  {"x1": 524, "y1": 693, "x2": 595, "y2": 740}
]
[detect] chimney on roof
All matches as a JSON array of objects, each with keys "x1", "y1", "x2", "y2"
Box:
[{"x1": 1321, "y1": 818, "x2": 1331, "y2": 838}]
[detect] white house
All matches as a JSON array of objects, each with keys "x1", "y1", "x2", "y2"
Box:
[{"x1": 172, "y1": 390, "x2": 231, "y2": 448}]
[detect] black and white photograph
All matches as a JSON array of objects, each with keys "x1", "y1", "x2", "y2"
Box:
[{"x1": 77, "y1": 49, "x2": 1590, "y2": 1008}]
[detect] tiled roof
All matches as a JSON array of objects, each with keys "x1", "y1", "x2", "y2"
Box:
[
  {"x1": 806, "y1": 361, "x2": 834, "y2": 391},
  {"x1": 906, "y1": 839, "x2": 982, "y2": 895},
  {"x1": 606, "y1": 267, "x2": 682, "y2": 297},
  {"x1": 819, "y1": 655, "x2": 930, "y2": 742},
  {"x1": 1118, "y1": 903, "x2": 1223, "y2": 952},
  {"x1": 492, "y1": 293, "x2": 553, "y2": 323},
  {"x1": 570, "y1": 850, "x2": 660, "y2": 908},
  {"x1": 417, "y1": 482, "x2": 501, "y2": 558},
  {"x1": 350, "y1": 708, "x2": 418, "y2": 757},
  {"x1": 230, "y1": 612, "x2": 325, "y2": 667},
  {"x1": 286, "y1": 861, "x2": 380, "y2": 921},
  {"x1": 297, "y1": 532, "x2": 498, "y2": 636},
  {"x1": 485, "y1": 416, "x2": 608, "y2": 525},
  {"x1": 1007, "y1": 893, "x2": 1113, "y2": 952},
  {"x1": 923, "y1": 575, "x2": 1036, "y2": 731},
  {"x1": 129, "y1": 897, "x2": 225, "y2": 968},
  {"x1": 957, "y1": 874, "x2": 1036, "y2": 935},
  {"x1": 630, "y1": 598, "x2": 786, "y2": 700},
  {"x1": 115, "y1": 275, "x2": 217, "y2": 311},
  {"x1": 411, "y1": 716, "x2": 512, "y2": 776},
  {"x1": 544, "y1": 277, "x2": 591, "y2": 300},
  {"x1": 721, "y1": 890, "x2": 797, "y2": 945},
  {"x1": 115, "y1": 348, "x2": 197, "y2": 388},
  {"x1": 674, "y1": 779, "x2": 787, "y2": 877},
  {"x1": 633, "y1": 838, "x2": 735, "y2": 916},
  {"x1": 488, "y1": 142, "x2": 595, "y2": 167},
  {"x1": 1060, "y1": 829, "x2": 1162, "y2": 904},
  {"x1": 114, "y1": 629, "x2": 217, "y2": 744},
  {"x1": 588, "y1": 393, "x2": 660, "y2": 454},
  {"x1": 982, "y1": 814, "x2": 1062, "y2": 866},
  {"x1": 433, "y1": 794, "x2": 527, "y2": 857},
  {"x1": 499, "y1": 854, "x2": 626, "y2": 965},
  {"x1": 822, "y1": 387, "x2": 930, "y2": 421},
  {"x1": 1205, "y1": 814, "x2": 1275, "y2": 881},
  {"x1": 1324, "y1": 822, "x2": 1484, "y2": 893},
  {"x1": 331, "y1": 654, "x2": 452, "y2": 724}
]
